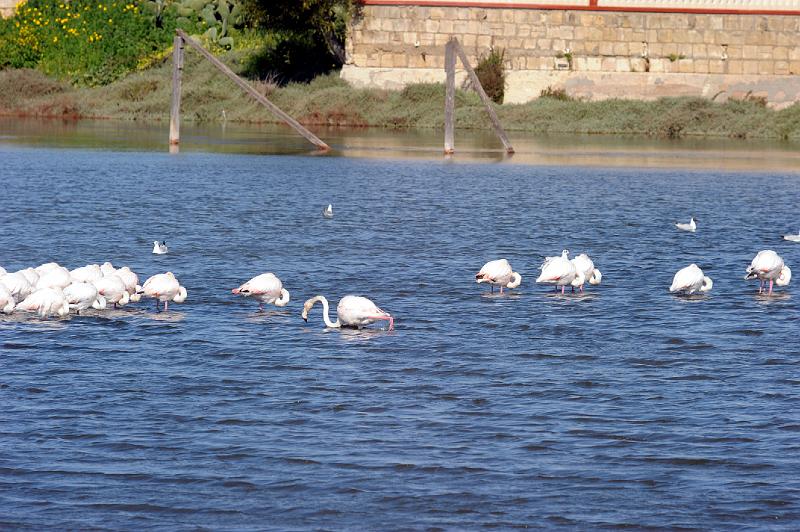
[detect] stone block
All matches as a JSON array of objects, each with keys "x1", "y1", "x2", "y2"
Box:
[
  {"x1": 742, "y1": 45, "x2": 758, "y2": 60},
  {"x1": 790, "y1": 61, "x2": 800, "y2": 75},
  {"x1": 758, "y1": 61, "x2": 774, "y2": 75},
  {"x1": 537, "y1": 39, "x2": 553, "y2": 50},
  {"x1": 708, "y1": 60, "x2": 725, "y2": 74},
  {"x1": 462, "y1": 34, "x2": 477, "y2": 47},
  {"x1": 658, "y1": 29, "x2": 673, "y2": 42},
  {"x1": 456, "y1": 8, "x2": 471, "y2": 20},
  {"x1": 504, "y1": 23, "x2": 516, "y2": 37},
  {"x1": 775, "y1": 61, "x2": 790, "y2": 75},
  {"x1": 693, "y1": 60, "x2": 708, "y2": 74},
  {"x1": 727, "y1": 61, "x2": 743, "y2": 75},
  {"x1": 613, "y1": 42, "x2": 629, "y2": 56},
  {"x1": 758, "y1": 46, "x2": 774, "y2": 60},
  {"x1": 424, "y1": 20, "x2": 439, "y2": 33},
  {"x1": 453, "y1": 22, "x2": 469, "y2": 34},
  {"x1": 439, "y1": 20, "x2": 453, "y2": 33},
  {"x1": 742, "y1": 61, "x2": 759, "y2": 75},
  {"x1": 649, "y1": 58, "x2": 666, "y2": 73},
  {"x1": 726, "y1": 45, "x2": 743, "y2": 60},
  {"x1": 586, "y1": 57, "x2": 602, "y2": 72},
  {"x1": 678, "y1": 60, "x2": 694, "y2": 73},
  {"x1": 599, "y1": 42, "x2": 614, "y2": 56},
  {"x1": 692, "y1": 45, "x2": 707, "y2": 58},
  {"x1": 601, "y1": 57, "x2": 616, "y2": 71},
  {"x1": 502, "y1": 10, "x2": 514, "y2": 23},
  {"x1": 467, "y1": 20, "x2": 479, "y2": 34},
  {"x1": 477, "y1": 35, "x2": 492, "y2": 49}
]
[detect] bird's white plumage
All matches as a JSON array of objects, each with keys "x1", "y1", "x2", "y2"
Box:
[
  {"x1": 536, "y1": 250, "x2": 577, "y2": 288},
  {"x1": 302, "y1": 294, "x2": 393, "y2": 330},
  {"x1": 232, "y1": 272, "x2": 290, "y2": 308},
  {"x1": 0, "y1": 283, "x2": 15, "y2": 314},
  {"x1": 64, "y1": 282, "x2": 106, "y2": 313},
  {"x1": 17, "y1": 287, "x2": 70, "y2": 318},
  {"x1": 35, "y1": 266, "x2": 72, "y2": 290},
  {"x1": 670, "y1": 264, "x2": 713, "y2": 294},
  {"x1": 70, "y1": 264, "x2": 103, "y2": 283},
  {"x1": 153, "y1": 241, "x2": 168, "y2": 254},
  {"x1": 783, "y1": 231, "x2": 800, "y2": 242},
  {"x1": 141, "y1": 272, "x2": 187, "y2": 310},
  {"x1": 570, "y1": 253, "x2": 602, "y2": 290},
  {"x1": 675, "y1": 217, "x2": 697, "y2": 232},
  {"x1": 322, "y1": 204, "x2": 333, "y2": 218},
  {"x1": 475, "y1": 259, "x2": 522, "y2": 292},
  {"x1": 93, "y1": 275, "x2": 130, "y2": 307}
]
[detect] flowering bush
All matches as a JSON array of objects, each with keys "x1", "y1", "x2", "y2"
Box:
[{"x1": 0, "y1": 0, "x2": 179, "y2": 85}]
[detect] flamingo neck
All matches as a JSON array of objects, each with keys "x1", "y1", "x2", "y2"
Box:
[
  {"x1": 507, "y1": 272, "x2": 522, "y2": 289},
  {"x1": 700, "y1": 276, "x2": 713, "y2": 292},
  {"x1": 313, "y1": 296, "x2": 340, "y2": 328}
]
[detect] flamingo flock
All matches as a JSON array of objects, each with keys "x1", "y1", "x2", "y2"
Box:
[
  {"x1": 0, "y1": 261, "x2": 187, "y2": 318},
  {"x1": 0, "y1": 212, "x2": 794, "y2": 329}
]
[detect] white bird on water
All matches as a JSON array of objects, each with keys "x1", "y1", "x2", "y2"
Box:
[
  {"x1": 153, "y1": 241, "x2": 168, "y2": 254},
  {"x1": 140, "y1": 272, "x2": 187, "y2": 311},
  {"x1": 536, "y1": 250, "x2": 578, "y2": 294},
  {"x1": 232, "y1": 272, "x2": 290, "y2": 312},
  {"x1": 322, "y1": 204, "x2": 333, "y2": 219},
  {"x1": 475, "y1": 259, "x2": 521, "y2": 294},
  {"x1": 675, "y1": 217, "x2": 697, "y2": 232},
  {"x1": 783, "y1": 230, "x2": 800, "y2": 242},
  {"x1": 302, "y1": 294, "x2": 393, "y2": 330},
  {"x1": 670, "y1": 264, "x2": 713, "y2": 295},
  {"x1": 744, "y1": 249, "x2": 791, "y2": 295},
  {"x1": 570, "y1": 253, "x2": 602, "y2": 292}
]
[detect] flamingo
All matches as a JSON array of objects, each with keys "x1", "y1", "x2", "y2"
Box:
[
  {"x1": 744, "y1": 250, "x2": 791, "y2": 295},
  {"x1": 0, "y1": 283, "x2": 15, "y2": 314},
  {"x1": 322, "y1": 204, "x2": 333, "y2": 219},
  {"x1": 115, "y1": 266, "x2": 143, "y2": 302},
  {"x1": 35, "y1": 266, "x2": 72, "y2": 290},
  {"x1": 232, "y1": 272, "x2": 290, "y2": 311},
  {"x1": 0, "y1": 266, "x2": 5, "y2": 276},
  {"x1": 70, "y1": 264, "x2": 103, "y2": 284},
  {"x1": 140, "y1": 272, "x2": 187, "y2": 311},
  {"x1": 18, "y1": 267, "x2": 39, "y2": 286},
  {"x1": 536, "y1": 250, "x2": 577, "y2": 294},
  {"x1": 64, "y1": 282, "x2": 107, "y2": 314},
  {"x1": 1, "y1": 272, "x2": 34, "y2": 303},
  {"x1": 675, "y1": 217, "x2": 697, "y2": 232},
  {"x1": 302, "y1": 295, "x2": 393, "y2": 330},
  {"x1": 17, "y1": 288, "x2": 70, "y2": 318},
  {"x1": 475, "y1": 259, "x2": 522, "y2": 294},
  {"x1": 783, "y1": 230, "x2": 800, "y2": 242},
  {"x1": 570, "y1": 253, "x2": 602, "y2": 292},
  {"x1": 153, "y1": 241, "x2": 168, "y2": 254},
  {"x1": 670, "y1": 264, "x2": 713, "y2": 295},
  {"x1": 93, "y1": 275, "x2": 131, "y2": 308}
]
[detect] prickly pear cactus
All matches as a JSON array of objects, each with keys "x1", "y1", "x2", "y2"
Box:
[{"x1": 174, "y1": 0, "x2": 242, "y2": 49}]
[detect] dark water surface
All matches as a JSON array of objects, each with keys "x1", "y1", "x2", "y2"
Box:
[{"x1": 1, "y1": 131, "x2": 800, "y2": 529}]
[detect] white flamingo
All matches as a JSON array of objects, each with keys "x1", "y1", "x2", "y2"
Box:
[
  {"x1": 675, "y1": 217, "x2": 697, "y2": 232},
  {"x1": 70, "y1": 264, "x2": 103, "y2": 284},
  {"x1": 570, "y1": 253, "x2": 602, "y2": 292},
  {"x1": 475, "y1": 259, "x2": 522, "y2": 294},
  {"x1": 140, "y1": 272, "x2": 187, "y2": 311},
  {"x1": 115, "y1": 266, "x2": 142, "y2": 302},
  {"x1": 35, "y1": 266, "x2": 72, "y2": 290},
  {"x1": 64, "y1": 282, "x2": 107, "y2": 314},
  {"x1": 1, "y1": 272, "x2": 35, "y2": 303},
  {"x1": 232, "y1": 272, "x2": 290, "y2": 311},
  {"x1": 670, "y1": 264, "x2": 713, "y2": 295},
  {"x1": 745, "y1": 250, "x2": 791, "y2": 295},
  {"x1": 0, "y1": 283, "x2": 15, "y2": 314},
  {"x1": 302, "y1": 295, "x2": 393, "y2": 330},
  {"x1": 536, "y1": 250, "x2": 577, "y2": 294},
  {"x1": 17, "y1": 288, "x2": 70, "y2": 318},
  {"x1": 18, "y1": 267, "x2": 39, "y2": 286},
  {"x1": 93, "y1": 275, "x2": 131, "y2": 308}
]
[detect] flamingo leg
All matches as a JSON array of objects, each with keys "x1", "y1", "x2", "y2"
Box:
[
  {"x1": 499, "y1": 286, "x2": 504, "y2": 295},
  {"x1": 580, "y1": 285, "x2": 584, "y2": 293},
  {"x1": 164, "y1": 300, "x2": 169, "y2": 312},
  {"x1": 769, "y1": 279, "x2": 774, "y2": 296},
  {"x1": 561, "y1": 285, "x2": 565, "y2": 294}
]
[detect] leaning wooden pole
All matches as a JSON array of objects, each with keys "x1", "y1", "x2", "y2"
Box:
[
  {"x1": 175, "y1": 29, "x2": 329, "y2": 151},
  {"x1": 452, "y1": 38, "x2": 514, "y2": 154},
  {"x1": 169, "y1": 35, "x2": 184, "y2": 146},
  {"x1": 444, "y1": 39, "x2": 456, "y2": 154}
]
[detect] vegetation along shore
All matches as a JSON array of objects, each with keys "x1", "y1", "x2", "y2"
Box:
[{"x1": 2, "y1": 0, "x2": 800, "y2": 140}]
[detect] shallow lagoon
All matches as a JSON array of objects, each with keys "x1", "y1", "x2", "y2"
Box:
[{"x1": 1, "y1": 121, "x2": 799, "y2": 529}]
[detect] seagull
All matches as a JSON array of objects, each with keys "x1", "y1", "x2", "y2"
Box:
[
  {"x1": 675, "y1": 217, "x2": 697, "y2": 232},
  {"x1": 153, "y1": 241, "x2": 168, "y2": 254},
  {"x1": 322, "y1": 204, "x2": 333, "y2": 219},
  {"x1": 783, "y1": 230, "x2": 800, "y2": 242}
]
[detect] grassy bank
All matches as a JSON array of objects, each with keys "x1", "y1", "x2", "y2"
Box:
[{"x1": 3, "y1": 55, "x2": 800, "y2": 139}]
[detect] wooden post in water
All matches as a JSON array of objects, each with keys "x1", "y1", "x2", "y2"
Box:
[
  {"x1": 175, "y1": 29, "x2": 329, "y2": 151},
  {"x1": 169, "y1": 35, "x2": 184, "y2": 146},
  {"x1": 444, "y1": 39, "x2": 456, "y2": 154},
  {"x1": 451, "y1": 38, "x2": 514, "y2": 154}
]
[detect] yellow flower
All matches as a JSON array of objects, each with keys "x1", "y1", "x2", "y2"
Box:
[{"x1": 53, "y1": 36, "x2": 58, "y2": 42}]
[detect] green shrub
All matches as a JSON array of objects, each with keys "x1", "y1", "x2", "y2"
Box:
[
  {"x1": 473, "y1": 47, "x2": 505, "y2": 104},
  {"x1": 0, "y1": 0, "x2": 179, "y2": 86}
]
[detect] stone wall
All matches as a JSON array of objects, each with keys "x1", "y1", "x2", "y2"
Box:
[
  {"x1": 0, "y1": 0, "x2": 17, "y2": 18},
  {"x1": 342, "y1": 2, "x2": 800, "y2": 107}
]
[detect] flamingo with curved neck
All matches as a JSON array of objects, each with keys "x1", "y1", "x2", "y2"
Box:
[{"x1": 302, "y1": 295, "x2": 393, "y2": 330}]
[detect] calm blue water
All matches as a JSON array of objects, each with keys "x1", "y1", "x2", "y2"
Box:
[{"x1": 1, "y1": 143, "x2": 800, "y2": 529}]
